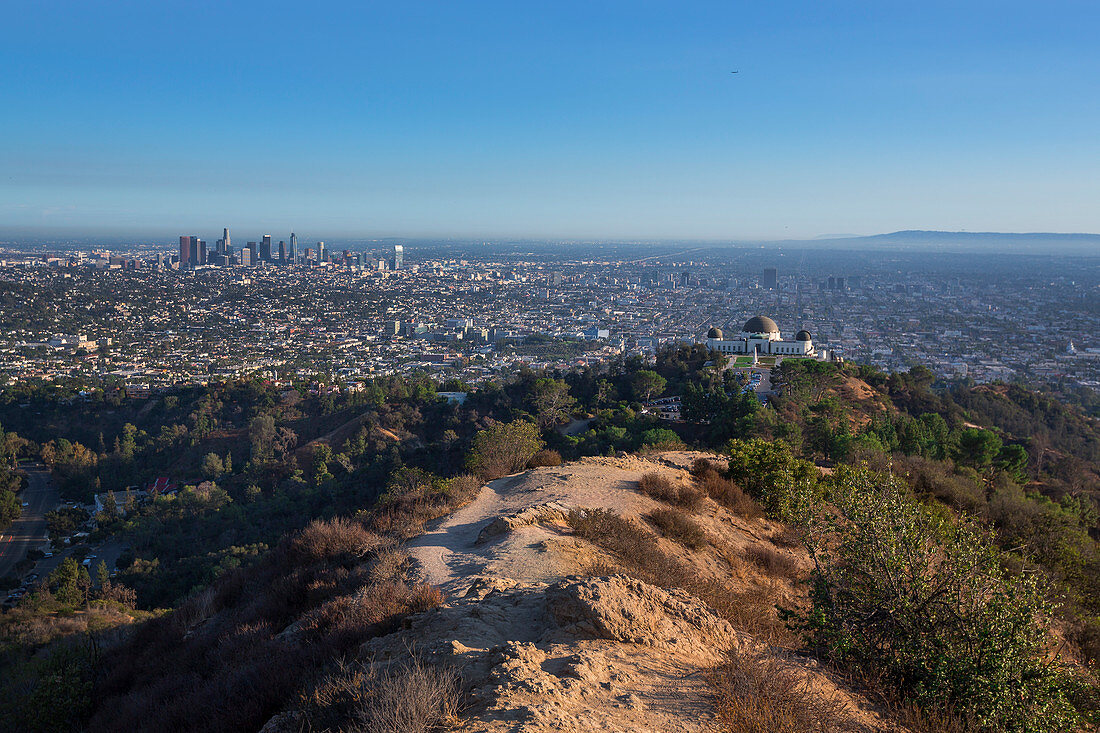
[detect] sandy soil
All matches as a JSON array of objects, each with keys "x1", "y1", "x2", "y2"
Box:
[{"x1": 406, "y1": 453, "x2": 698, "y2": 595}]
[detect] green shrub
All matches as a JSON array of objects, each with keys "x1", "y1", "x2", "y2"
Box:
[
  {"x1": 466, "y1": 420, "x2": 544, "y2": 479},
  {"x1": 724, "y1": 438, "x2": 820, "y2": 523},
  {"x1": 797, "y1": 465, "x2": 1082, "y2": 733},
  {"x1": 638, "y1": 428, "x2": 684, "y2": 450}
]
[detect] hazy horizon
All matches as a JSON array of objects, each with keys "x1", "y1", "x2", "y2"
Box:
[{"x1": 5, "y1": 228, "x2": 1100, "y2": 258}]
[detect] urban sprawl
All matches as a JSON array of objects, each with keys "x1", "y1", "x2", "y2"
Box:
[{"x1": 1, "y1": 231, "x2": 1099, "y2": 398}]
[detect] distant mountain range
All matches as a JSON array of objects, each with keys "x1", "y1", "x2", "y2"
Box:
[{"x1": 800, "y1": 230, "x2": 1100, "y2": 254}]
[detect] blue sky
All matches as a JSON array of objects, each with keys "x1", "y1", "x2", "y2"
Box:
[{"x1": 2, "y1": 1, "x2": 1099, "y2": 240}]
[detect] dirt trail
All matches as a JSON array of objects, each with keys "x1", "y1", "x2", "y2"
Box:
[
  {"x1": 405, "y1": 453, "x2": 699, "y2": 595},
  {"x1": 266, "y1": 451, "x2": 899, "y2": 733},
  {"x1": 372, "y1": 451, "x2": 896, "y2": 733}
]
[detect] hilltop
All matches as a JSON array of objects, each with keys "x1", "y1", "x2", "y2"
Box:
[{"x1": 263, "y1": 451, "x2": 895, "y2": 732}]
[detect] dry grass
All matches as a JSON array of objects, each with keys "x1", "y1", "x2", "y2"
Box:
[
  {"x1": 770, "y1": 526, "x2": 804, "y2": 549},
  {"x1": 290, "y1": 517, "x2": 380, "y2": 562},
  {"x1": 359, "y1": 657, "x2": 461, "y2": 733},
  {"x1": 884, "y1": 699, "x2": 971, "y2": 733},
  {"x1": 566, "y1": 508, "x2": 795, "y2": 645},
  {"x1": 367, "y1": 473, "x2": 484, "y2": 539},
  {"x1": 297, "y1": 581, "x2": 443, "y2": 651},
  {"x1": 80, "y1": 462, "x2": 485, "y2": 733},
  {"x1": 303, "y1": 655, "x2": 461, "y2": 733},
  {"x1": 691, "y1": 457, "x2": 718, "y2": 478},
  {"x1": 367, "y1": 540, "x2": 412, "y2": 584},
  {"x1": 637, "y1": 472, "x2": 705, "y2": 510},
  {"x1": 696, "y1": 469, "x2": 763, "y2": 519},
  {"x1": 709, "y1": 646, "x2": 860, "y2": 733},
  {"x1": 527, "y1": 449, "x2": 563, "y2": 467},
  {"x1": 647, "y1": 507, "x2": 708, "y2": 550},
  {"x1": 742, "y1": 545, "x2": 801, "y2": 580}
]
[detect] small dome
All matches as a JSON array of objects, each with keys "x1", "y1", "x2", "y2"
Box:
[
  {"x1": 707, "y1": 327, "x2": 724, "y2": 339},
  {"x1": 795, "y1": 330, "x2": 812, "y2": 342},
  {"x1": 743, "y1": 315, "x2": 779, "y2": 334}
]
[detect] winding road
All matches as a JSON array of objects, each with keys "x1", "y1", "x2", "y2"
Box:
[{"x1": 0, "y1": 464, "x2": 58, "y2": 579}]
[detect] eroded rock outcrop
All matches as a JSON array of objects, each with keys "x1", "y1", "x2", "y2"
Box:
[
  {"x1": 359, "y1": 574, "x2": 734, "y2": 732},
  {"x1": 476, "y1": 501, "x2": 574, "y2": 544}
]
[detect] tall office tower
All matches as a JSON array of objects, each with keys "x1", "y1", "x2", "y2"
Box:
[
  {"x1": 278, "y1": 240, "x2": 287, "y2": 263},
  {"x1": 179, "y1": 236, "x2": 191, "y2": 266},
  {"x1": 317, "y1": 241, "x2": 325, "y2": 262},
  {"x1": 289, "y1": 232, "x2": 297, "y2": 261},
  {"x1": 189, "y1": 238, "x2": 200, "y2": 266},
  {"x1": 223, "y1": 227, "x2": 231, "y2": 252},
  {"x1": 247, "y1": 241, "x2": 258, "y2": 264},
  {"x1": 392, "y1": 244, "x2": 404, "y2": 270},
  {"x1": 216, "y1": 238, "x2": 225, "y2": 254},
  {"x1": 198, "y1": 239, "x2": 208, "y2": 265},
  {"x1": 762, "y1": 267, "x2": 778, "y2": 290},
  {"x1": 260, "y1": 235, "x2": 272, "y2": 261}
]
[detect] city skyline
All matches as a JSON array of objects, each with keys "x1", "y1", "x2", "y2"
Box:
[{"x1": 4, "y1": 1, "x2": 1100, "y2": 242}]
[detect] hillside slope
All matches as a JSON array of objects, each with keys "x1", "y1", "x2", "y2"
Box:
[{"x1": 264, "y1": 452, "x2": 897, "y2": 732}]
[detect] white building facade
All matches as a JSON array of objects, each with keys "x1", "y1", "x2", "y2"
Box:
[{"x1": 705, "y1": 316, "x2": 831, "y2": 361}]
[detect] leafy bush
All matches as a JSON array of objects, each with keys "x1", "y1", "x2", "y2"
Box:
[
  {"x1": 646, "y1": 507, "x2": 707, "y2": 549},
  {"x1": 798, "y1": 465, "x2": 1082, "y2": 732},
  {"x1": 369, "y1": 472, "x2": 484, "y2": 540},
  {"x1": 893, "y1": 454, "x2": 985, "y2": 514},
  {"x1": 724, "y1": 438, "x2": 820, "y2": 523},
  {"x1": 466, "y1": 419, "x2": 544, "y2": 479},
  {"x1": 638, "y1": 428, "x2": 684, "y2": 450}
]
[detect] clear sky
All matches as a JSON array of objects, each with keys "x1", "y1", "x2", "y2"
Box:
[{"x1": 3, "y1": 1, "x2": 1099, "y2": 241}]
